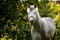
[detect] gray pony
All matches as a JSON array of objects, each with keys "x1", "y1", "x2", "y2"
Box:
[{"x1": 27, "y1": 4, "x2": 56, "y2": 40}]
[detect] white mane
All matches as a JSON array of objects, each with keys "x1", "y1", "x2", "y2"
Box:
[{"x1": 27, "y1": 7, "x2": 38, "y2": 12}]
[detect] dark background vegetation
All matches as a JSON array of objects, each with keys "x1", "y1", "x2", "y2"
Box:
[{"x1": 0, "y1": 0, "x2": 60, "y2": 40}]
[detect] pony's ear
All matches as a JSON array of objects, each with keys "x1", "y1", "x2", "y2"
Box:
[
  {"x1": 34, "y1": 4, "x2": 36, "y2": 8},
  {"x1": 28, "y1": 4, "x2": 30, "y2": 8}
]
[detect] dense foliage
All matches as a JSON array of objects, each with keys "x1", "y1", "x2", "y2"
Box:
[{"x1": 0, "y1": 0, "x2": 60, "y2": 40}]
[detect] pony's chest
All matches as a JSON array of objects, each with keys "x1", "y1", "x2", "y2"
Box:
[{"x1": 31, "y1": 28, "x2": 41, "y2": 40}]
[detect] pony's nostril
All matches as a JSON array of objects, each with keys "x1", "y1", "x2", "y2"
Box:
[
  {"x1": 30, "y1": 20, "x2": 34, "y2": 25},
  {"x1": 30, "y1": 20, "x2": 33, "y2": 23}
]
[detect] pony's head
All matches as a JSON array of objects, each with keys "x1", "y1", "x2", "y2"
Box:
[{"x1": 27, "y1": 4, "x2": 38, "y2": 25}]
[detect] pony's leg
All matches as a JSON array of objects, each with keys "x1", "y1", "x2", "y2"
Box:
[{"x1": 51, "y1": 32, "x2": 56, "y2": 40}]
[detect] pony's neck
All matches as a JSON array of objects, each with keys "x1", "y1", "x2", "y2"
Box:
[
  {"x1": 33, "y1": 12, "x2": 43, "y2": 32},
  {"x1": 37, "y1": 12, "x2": 42, "y2": 22},
  {"x1": 36, "y1": 12, "x2": 43, "y2": 26}
]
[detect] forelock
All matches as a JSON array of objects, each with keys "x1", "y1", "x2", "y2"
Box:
[
  {"x1": 27, "y1": 7, "x2": 38, "y2": 12},
  {"x1": 30, "y1": 5, "x2": 34, "y2": 8}
]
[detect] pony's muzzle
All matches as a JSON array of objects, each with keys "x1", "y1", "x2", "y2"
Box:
[
  {"x1": 29, "y1": 16, "x2": 35, "y2": 25},
  {"x1": 30, "y1": 20, "x2": 34, "y2": 25}
]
